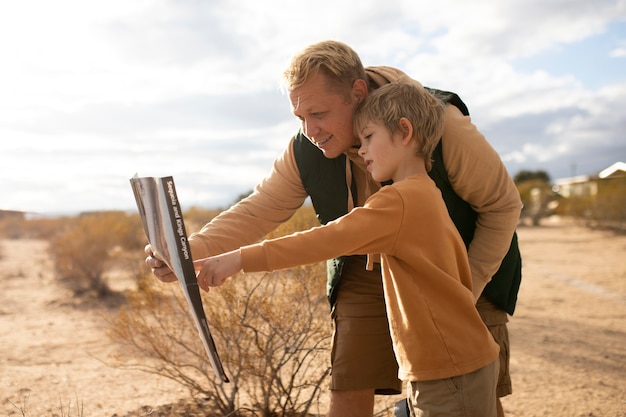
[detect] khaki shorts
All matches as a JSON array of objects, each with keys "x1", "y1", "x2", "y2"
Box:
[
  {"x1": 407, "y1": 359, "x2": 499, "y2": 417},
  {"x1": 476, "y1": 295, "x2": 512, "y2": 398},
  {"x1": 329, "y1": 256, "x2": 402, "y2": 394}
]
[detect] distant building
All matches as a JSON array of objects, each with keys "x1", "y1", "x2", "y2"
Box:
[
  {"x1": 552, "y1": 162, "x2": 626, "y2": 227},
  {"x1": 553, "y1": 161, "x2": 625, "y2": 198},
  {"x1": 599, "y1": 162, "x2": 626, "y2": 179},
  {"x1": 553, "y1": 174, "x2": 597, "y2": 199}
]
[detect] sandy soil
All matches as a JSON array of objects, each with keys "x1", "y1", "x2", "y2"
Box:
[{"x1": 1, "y1": 217, "x2": 625, "y2": 417}]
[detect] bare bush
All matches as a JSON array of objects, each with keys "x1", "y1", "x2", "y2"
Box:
[
  {"x1": 108, "y1": 205, "x2": 332, "y2": 416},
  {"x1": 108, "y1": 265, "x2": 330, "y2": 416},
  {"x1": 8, "y1": 395, "x2": 84, "y2": 417},
  {"x1": 48, "y1": 211, "x2": 145, "y2": 297},
  {"x1": 4, "y1": 216, "x2": 71, "y2": 240}
]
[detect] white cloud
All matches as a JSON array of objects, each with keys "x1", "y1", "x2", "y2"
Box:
[
  {"x1": 0, "y1": 0, "x2": 625, "y2": 213},
  {"x1": 610, "y1": 38, "x2": 626, "y2": 57}
]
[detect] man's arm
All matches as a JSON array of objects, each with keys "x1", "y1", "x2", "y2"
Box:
[
  {"x1": 441, "y1": 105, "x2": 522, "y2": 298},
  {"x1": 193, "y1": 189, "x2": 406, "y2": 292}
]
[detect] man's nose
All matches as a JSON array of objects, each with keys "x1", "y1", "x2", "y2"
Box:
[{"x1": 303, "y1": 119, "x2": 319, "y2": 139}]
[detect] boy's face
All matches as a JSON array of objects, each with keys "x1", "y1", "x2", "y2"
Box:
[
  {"x1": 289, "y1": 72, "x2": 364, "y2": 159},
  {"x1": 357, "y1": 120, "x2": 404, "y2": 183}
]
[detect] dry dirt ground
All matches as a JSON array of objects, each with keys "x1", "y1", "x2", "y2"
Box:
[{"x1": 1, "y1": 216, "x2": 625, "y2": 417}]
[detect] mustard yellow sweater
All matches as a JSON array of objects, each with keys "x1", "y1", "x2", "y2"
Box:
[{"x1": 239, "y1": 174, "x2": 500, "y2": 381}]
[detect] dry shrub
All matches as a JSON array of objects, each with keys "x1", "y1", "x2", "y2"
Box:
[
  {"x1": 48, "y1": 211, "x2": 145, "y2": 297},
  {"x1": 108, "y1": 205, "x2": 332, "y2": 416},
  {"x1": 0, "y1": 214, "x2": 67, "y2": 240},
  {"x1": 516, "y1": 179, "x2": 555, "y2": 225},
  {"x1": 182, "y1": 206, "x2": 222, "y2": 232},
  {"x1": 264, "y1": 205, "x2": 320, "y2": 239},
  {"x1": 108, "y1": 264, "x2": 330, "y2": 416}
]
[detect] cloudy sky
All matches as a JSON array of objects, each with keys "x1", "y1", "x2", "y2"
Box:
[{"x1": 1, "y1": 0, "x2": 625, "y2": 215}]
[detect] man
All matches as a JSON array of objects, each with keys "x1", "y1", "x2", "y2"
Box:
[
  {"x1": 146, "y1": 40, "x2": 522, "y2": 417},
  {"x1": 195, "y1": 81, "x2": 501, "y2": 417}
]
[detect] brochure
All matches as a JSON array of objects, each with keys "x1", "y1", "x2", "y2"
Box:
[{"x1": 130, "y1": 175, "x2": 229, "y2": 383}]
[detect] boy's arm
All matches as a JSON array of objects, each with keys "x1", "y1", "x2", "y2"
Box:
[
  {"x1": 239, "y1": 189, "x2": 404, "y2": 273},
  {"x1": 195, "y1": 249, "x2": 243, "y2": 291},
  {"x1": 191, "y1": 182, "x2": 403, "y2": 293},
  {"x1": 192, "y1": 200, "x2": 396, "y2": 293}
]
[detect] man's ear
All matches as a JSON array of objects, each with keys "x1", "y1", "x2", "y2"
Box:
[
  {"x1": 399, "y1": 117, "x2": 413, "y2": 145},
  {"x1": 352, "y1": 79, "x2": 368, "y2": 103}
]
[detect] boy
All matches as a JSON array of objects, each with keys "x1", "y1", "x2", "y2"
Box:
[{"x1": 194, "y1": 81, "x2": 500, "y2": 416}]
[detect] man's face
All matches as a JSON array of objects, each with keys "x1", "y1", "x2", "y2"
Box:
[{"x1": 289, "y1": 72, "x2": 363, "y2": 159}]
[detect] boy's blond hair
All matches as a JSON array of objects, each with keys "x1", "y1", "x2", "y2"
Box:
[
  {"x1": 283, "y1": 40, "x2": 367, "y2": 97},
  {"x1": 354, "y1": 82, "x2": 445, "y2": 171}
]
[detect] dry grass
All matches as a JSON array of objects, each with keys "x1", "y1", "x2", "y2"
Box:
[{"x1": 1, "y1": 216, "x2": 625, "y2": 416}]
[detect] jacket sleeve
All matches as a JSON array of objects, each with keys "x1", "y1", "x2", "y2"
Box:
[
  {"x1": 441, "y1": 105, "x2": 523, "y2": 299},
  {"x1": 188, "y1": 136, "x2": 309, "y2": 260},
  {"x1": 240, "y1": 190, "x2": 403, "y2": 273}
]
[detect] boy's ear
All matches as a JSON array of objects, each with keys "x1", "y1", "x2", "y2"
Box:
[
  {"x1": 399, "y1": 117, "x2": 413, "y2": 145},
  {"x1": 352, "y1": 79, "x2": 368, "y2": 103}
]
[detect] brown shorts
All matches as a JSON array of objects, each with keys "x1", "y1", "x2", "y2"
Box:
[
  {"x1": 407, "y1": 359, "x2": 499, "y2": 417},
  {"x1": 329, "y1": 256, "x2": 402, "y2": 394},
  {"x1": 476, "y1": 295, "x2": 512, "y2": 398}
]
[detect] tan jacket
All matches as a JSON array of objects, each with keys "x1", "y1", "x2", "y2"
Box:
[
  {"x1": 189, "y1": 66, "x2": 522, "y2": 299},
  {"x1": 239, "y1": 174, "x2": 500, "y2": 381}
]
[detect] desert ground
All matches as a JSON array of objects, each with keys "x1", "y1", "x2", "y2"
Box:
[{"x1": 1, "y1": 216, "x2": 625, "y2": 417}]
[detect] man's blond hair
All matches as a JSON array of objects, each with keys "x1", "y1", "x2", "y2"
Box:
[
  {"x1": 283, "y1": 40, "x2": 367, "y2": 96},
  {"x1": 354, "y1": 82, "x2": 445, "y2": 171}
]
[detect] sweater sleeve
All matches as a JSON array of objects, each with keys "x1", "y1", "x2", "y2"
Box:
[
  {"x1": 188, "y1": 136, "x2": 309, "y2": 260},
  {"x1": 441, "y1": 105, "x2": 523, "y2": 298},
  {"x1": 240, "y1": 189, "x2": 404, "y2": 273}
]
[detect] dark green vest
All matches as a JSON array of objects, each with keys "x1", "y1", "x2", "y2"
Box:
[{"x1": 293, "y1": 88, "x2": 522, "y2": 315}]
